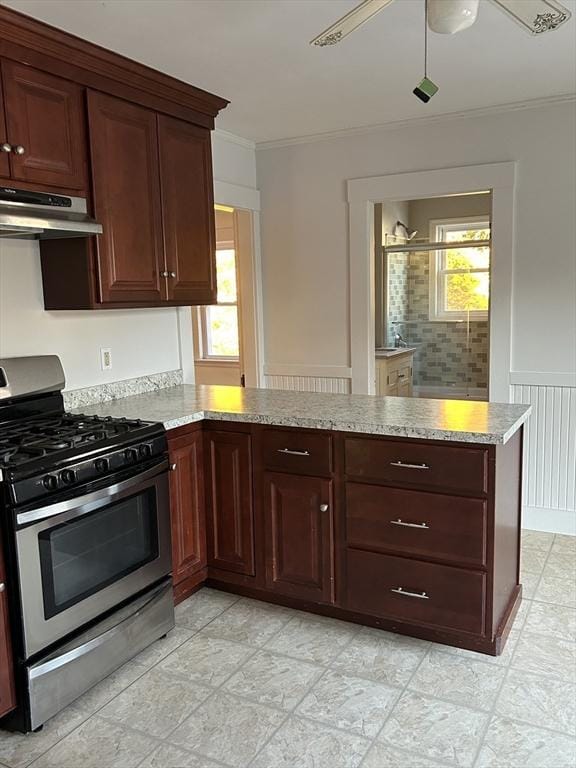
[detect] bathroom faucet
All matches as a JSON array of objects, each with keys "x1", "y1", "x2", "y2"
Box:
[
  {"x1": 392, "y1": 321, "x2": 408, "y2": 348},
  {"x1": 394, "y1": 332, "x2": 408, "y2": 348}
]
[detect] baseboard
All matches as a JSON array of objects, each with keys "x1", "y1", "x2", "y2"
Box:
[{"x1": 523, "y1": 506, "x2": 576, "y2": 535}]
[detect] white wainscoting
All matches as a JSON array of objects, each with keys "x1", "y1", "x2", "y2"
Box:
[
  {"x1": 510, "y1": 381, "x2": 576, "y2": 534},
  {"x1": 264, "y1": 374, "x2": 351, "y2": 394}
]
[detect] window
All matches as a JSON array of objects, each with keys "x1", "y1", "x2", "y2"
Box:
[
  {"x1": 429, "y1": 218, "x2": 490, "y2": 321},
  {"x1": 200, "y1": 248, "x2": 240, "y2": 359}
]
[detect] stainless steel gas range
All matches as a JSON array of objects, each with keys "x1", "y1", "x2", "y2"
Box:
[{"x1": 0, "y1": 356, "x2": 174, "y2": 732}]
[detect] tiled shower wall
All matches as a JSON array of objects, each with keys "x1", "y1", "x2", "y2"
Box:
[
  {"x1": 386, "y1": 252, "x2": 489, "y2": 388},
  {"x1": 386, "y1": 253, "x2": 409, "y2": 337}
]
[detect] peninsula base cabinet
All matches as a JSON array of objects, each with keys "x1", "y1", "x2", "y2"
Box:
[
  {"x1": 167, "y1": 422, "x2": 523, "y2": 656},
  {"x1": 0, "y1": 534, "x2": 16, "y2": 719}
]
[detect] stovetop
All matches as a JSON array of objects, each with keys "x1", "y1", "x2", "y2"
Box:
[
  {"x1": 0, "y1": 413, "x2": 148, "y2": 470},
  {"x1": 0, "y1": 411, "x2": 167, "y2": 507}
]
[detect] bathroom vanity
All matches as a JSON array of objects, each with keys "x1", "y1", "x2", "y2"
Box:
[
  {"x1": 76, "y1": 385, "x2": 530, "y2": 656},
  {"x1": 375, "y1": 348, "x2": 416, "y2": 396}
]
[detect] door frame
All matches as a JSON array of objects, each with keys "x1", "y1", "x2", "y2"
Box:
[
  {"x1": 347, "y1": 162, "x2": 516, "y2": 401},
  {"x1": 179, "y1": 180, "x2": 264, "y2": 387}
]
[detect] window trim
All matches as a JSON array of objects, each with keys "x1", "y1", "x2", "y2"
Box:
[
  {"x1": 428, "y1": 216, "x2": 490, "y2": 322},
  {"x1": 196, "y1": 243, "x2": 240, "y2": 362}
]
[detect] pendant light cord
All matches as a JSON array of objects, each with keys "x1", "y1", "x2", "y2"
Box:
[{"x1": 424, "y1": 0, "x2": 428, "y2": 78}]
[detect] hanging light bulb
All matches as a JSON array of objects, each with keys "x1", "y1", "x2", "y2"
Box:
[{"x1": 427, "y1": 0, "x2": 480, "y2": 34}]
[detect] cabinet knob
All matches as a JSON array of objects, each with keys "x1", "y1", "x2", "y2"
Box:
[
  {"x1": 169, "y1": 272, "x2": 176, "y2": 278},
  {"x1": 0, "y1": 583, "x2": 5, "y2": 593},
  {"x1": 1, "y1": 143, "x2": 12, "y2": 153},
  {"x1": 319, "y1": 503, "x2": 329, "y2": 512},
  {"x1": 169, "y1": 463, "x2": 177, "y2": 471},
  {"x1": 160, "y1": 271, "x2": 169, "y2": 278},
  {"x1": 13, "y1": 145, "x2": 25, "y2": 155}
]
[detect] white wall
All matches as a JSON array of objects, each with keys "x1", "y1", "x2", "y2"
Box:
[
  {"x1": 257, "y1": 101, "x2": 576, "y2": 377},
  {"x1": 0, "y1": 130, "x2": 258, "y2": 392}
]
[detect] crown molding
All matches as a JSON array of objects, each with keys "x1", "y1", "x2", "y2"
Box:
[
  {"x1": 256, "y1": 93, "x2": 576, "y2": 151},
  {"x1": 214, "y1": 128, "x2": 256, "y2": 151}
]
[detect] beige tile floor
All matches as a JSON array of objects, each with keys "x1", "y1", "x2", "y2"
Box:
[{"x1": 0, "y1": 530, "x2": 575, "y2": 768}]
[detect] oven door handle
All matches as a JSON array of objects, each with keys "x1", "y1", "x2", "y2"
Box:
[{"x1": 16, "y1": 459, "x2": 169, "y2": 527}]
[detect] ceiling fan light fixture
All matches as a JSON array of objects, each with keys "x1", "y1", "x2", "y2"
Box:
[{"x1": 427, "y1": 0, "x2": 480, "y2": 34}]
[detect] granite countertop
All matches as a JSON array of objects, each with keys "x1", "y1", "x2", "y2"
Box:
[{"x1": 72, "y1": 384, "x2": 531, "y2": 444}]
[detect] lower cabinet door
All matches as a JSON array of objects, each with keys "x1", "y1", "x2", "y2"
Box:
[
  {"x1": 0, "y1": 540, "x2": 16, "y2": 718},
  {"x1": 168, "y1": 431, "x2": 206, "y2": 585},
  {"x1": 205, "y1": 431, "x2": 255, "y2": 576},
  {"x1": 264, "y1": 472, "x2": 334, "y2": 603}
]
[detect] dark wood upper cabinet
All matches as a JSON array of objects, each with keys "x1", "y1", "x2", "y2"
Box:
[
  {"x1": 0, "y1": 6, "x2": 228, "y2": 310},
  {"x1": 87, "y1": 90, "x2": 164, "y2": 304},
  {"x1": 0, "y1": 81, "x2": 10, "y2": 178},
  {"x1": 205, "y1": 430, "x2": 255, "y2": 576},
  {"x1": 264, "y1": 472, "x2": 334, "y2": 603},
  {"x1": 0, "y1": 536, "x2": 16, "y2": 719},
  {"x1": 158, "y1": 115, "x2": 217, "y2": 305},
  {"x1": 1, "y1": 60, "x2": 87, "y2": 190},
  {"x1": 168, "y1": 429, "x2": 207, "y2": 588}
]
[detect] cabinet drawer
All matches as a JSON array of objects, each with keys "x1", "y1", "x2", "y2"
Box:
[
  {"x1": 344, "y1": 437, "x2": 488, "y2": 495},
  {"x1": 346, "y1": 483, "x2": 487, "y2": 567},
  {"x1": 261, "y1": 428, "x2": 332, "y2": 476},
  {"x1": 346, "y1": 550, "x2": 486, "y2": 635}
]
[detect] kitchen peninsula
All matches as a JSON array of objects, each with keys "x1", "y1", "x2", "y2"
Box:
[{"x1": 75, "y1": 384, "x2": 531, "y2": 656}]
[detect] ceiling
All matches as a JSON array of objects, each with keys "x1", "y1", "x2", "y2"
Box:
[{"x1": 4, "y1": 0, "x2": 576, "y2": 143}]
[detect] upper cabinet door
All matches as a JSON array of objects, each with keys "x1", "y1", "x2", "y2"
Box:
[
  {"x1": 88, "y1": 91, "x2": 164, "y2": 304},
  {"x1": 0, "y1": 81, "x2": 10, "y2": 178},
  {"x1": 158, "y1": 115, "x2": 217, "y2": 305},
  {"x1": 1, "y1": 60, "x2": 87, "y2": 190}
]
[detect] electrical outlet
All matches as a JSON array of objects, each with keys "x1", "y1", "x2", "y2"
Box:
[{"x1": 100, "y1": 348, "x2": 112, "y2": 371}]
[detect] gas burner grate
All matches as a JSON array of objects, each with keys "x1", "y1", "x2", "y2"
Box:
[{"x1": 0, "y1": 413, "x2": 144, "y2": 469}]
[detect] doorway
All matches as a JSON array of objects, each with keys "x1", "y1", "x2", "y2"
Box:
[
  {"x1": 192, "y1": 205, "x2": 259, "y2": 387},
  {"x1": 375, "y1": 192, "x2": 491, "y2": 401},
  {"x1": 347, "y1": 162, "x2": 515, "y2": 401}
]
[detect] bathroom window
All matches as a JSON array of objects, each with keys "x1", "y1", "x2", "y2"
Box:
[
  {"x1": 199, "y1": 248, "x2": 240, "y2": 358},
  {"x1": 429, "y1": 218, "x2": 490, "y2": 321}
]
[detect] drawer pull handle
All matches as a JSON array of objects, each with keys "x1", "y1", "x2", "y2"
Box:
[
  {"x1": 277, "y1": 448, "x2": 310, "y2": 457},
  {"x1": 391, "y1": 587, "x2": 429, "y2": 600},
  {"x1": 390, "y1": 519, "x2": 429, "y2": 529},
  {"x1": 390, "y1": 461, "x2": 430, "y2": 470}
]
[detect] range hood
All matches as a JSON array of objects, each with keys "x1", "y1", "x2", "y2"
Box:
[{"x1": 0, "y1": 187, "x2": 103, "y2": 239}]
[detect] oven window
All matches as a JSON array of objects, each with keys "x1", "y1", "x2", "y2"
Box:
[{"x1": 39, "y1": 489, "x2": 159, "y2": 619}]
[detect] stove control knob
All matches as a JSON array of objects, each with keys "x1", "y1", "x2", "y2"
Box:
[
  {"x1": 94, "y1": 458, "x2": 109, "y2": 474},
  {"x1": 42, "y1": 474, "x2": 58, "y2": 490},
  {"x1": 124, "y1": 448, "x2": 138, "y2": 463},
  {"x1": 60, "y1": 469, "x2": 76, "y2": 485},
  {"x1": 139, "y1": 443, "x2": 152, "y2": 458}
]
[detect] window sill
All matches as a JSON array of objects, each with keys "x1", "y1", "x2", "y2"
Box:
[{"x1": 195, "y1": 358, "x2": 240, "y2": 367}]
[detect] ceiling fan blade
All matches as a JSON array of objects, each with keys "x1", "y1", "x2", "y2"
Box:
[
  {"x1": 489, "y1": 0, "x2": 572, "y2": 34},
  {"x1": 310, "y1": 0, "x2": 395, "y2": 47}
]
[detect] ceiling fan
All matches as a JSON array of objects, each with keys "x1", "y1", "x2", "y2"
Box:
[{"x1": 310, "y1": 0, "x2": 572, "y2": 102}]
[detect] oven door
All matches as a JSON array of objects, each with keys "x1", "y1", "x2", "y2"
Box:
[{"x1": 15, "y1": 460, "x2": 172, "y2": 659}]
